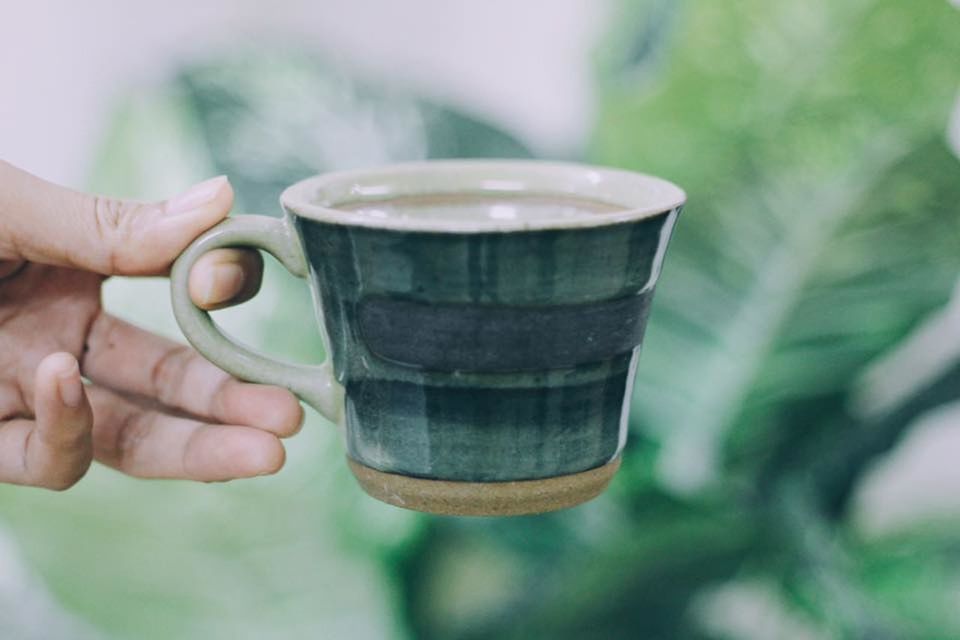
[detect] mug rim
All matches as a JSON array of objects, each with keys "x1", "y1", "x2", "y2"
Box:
[{"x1": 280, "y1": 159, "x2": 686, "y2": 233}]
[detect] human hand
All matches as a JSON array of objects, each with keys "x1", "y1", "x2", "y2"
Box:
[{"x1": 0, "y1": 161, "x2": 302, "y2": 490}]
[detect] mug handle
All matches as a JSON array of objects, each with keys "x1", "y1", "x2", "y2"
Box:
[{"x1": 170, "y1": 215, "x2": 345, "y2": 425}]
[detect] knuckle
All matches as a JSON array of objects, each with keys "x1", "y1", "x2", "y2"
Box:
[
  {"x1": 209, "y1": 375, "x2": 234, "y2": 419},
  {"x1": 114, "y1": 410, "x2": 151, "y2": 472},
  {"x1": 151, "y1": 345, "x2": 194, "y2": 406},
  {"x1": 89, "y1": 195, "x2": 127, "y2": 272},
  {"x1": 89, "y1": 196, "x2": 153, "y2": 273}
]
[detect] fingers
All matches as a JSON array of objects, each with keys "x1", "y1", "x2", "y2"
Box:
[
  {"x1": 0, "y1": 160, "x2": 233, "y2": 276},
  {"x1": 0, "y1": 353, "x2": 93, "y2": 490},
  {"x1": 86, "y1": 386, "x2": 285, "y2": 481},
  {"x1": 188, "y1": 247, "x2": 263, "y2": 310},
  {"x1": 82, "y1": 313, "x2": 303, "y2": 437}
]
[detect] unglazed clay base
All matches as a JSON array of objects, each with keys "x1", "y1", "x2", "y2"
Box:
[{"x1": 348, "y1": 456, "x2": 621, "y2": 516}]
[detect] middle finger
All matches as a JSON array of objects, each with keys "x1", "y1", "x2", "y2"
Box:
[
  {"x1": 81, "y1": 312, "x2": 303, "y2": 436},
  {"x1": 86, "y1": 385, "x2": 285, "y2": 481}
]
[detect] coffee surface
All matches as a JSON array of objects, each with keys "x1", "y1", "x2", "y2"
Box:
[{"x1": 337, "y1": 192, "x2": 622, "y2": 224}]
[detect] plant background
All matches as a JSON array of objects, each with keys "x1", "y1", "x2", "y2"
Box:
[{"x1": 2, "y1": 0, "x2": 960, "y2": 638}]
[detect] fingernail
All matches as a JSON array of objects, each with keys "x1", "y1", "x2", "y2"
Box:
[
  {"x1": 57, "y1": 363, "x2": 84, "y2": 409},
  {"x1": 165, "y1": 176, "x2": 228, "y2": 216},
  {"x1": 201, "y1": 262, "x2": 246, "y2": 305}
]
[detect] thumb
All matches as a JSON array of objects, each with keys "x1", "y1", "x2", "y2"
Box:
[{"x1": 0, "y1": 160, "x2": 233, "y2": 275}]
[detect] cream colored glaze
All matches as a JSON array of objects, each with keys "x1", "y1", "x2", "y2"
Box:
[{"x1": 281, "y1": 159, "x2": 686, "y2": 233}]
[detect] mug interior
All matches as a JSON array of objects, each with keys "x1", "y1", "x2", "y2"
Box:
[{"x1": 280, "y1": 160, "x2": 685, "y2": 233}]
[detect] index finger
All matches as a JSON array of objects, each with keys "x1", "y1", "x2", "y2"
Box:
[{"x1": 188, "y1": 247, "x2": 263, "y2": 310}]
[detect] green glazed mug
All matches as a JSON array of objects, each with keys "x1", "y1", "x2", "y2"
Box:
[{"x1": 170, "y1": 160, "x2": 684, "y2": 515}]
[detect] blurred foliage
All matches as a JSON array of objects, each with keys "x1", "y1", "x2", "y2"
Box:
[
  {"x1": 2, "y1": 0, "x2": 960, "y2": 639},
  {"x1": 401, "y1": 0, "x2": 960, "y2": 638},
  {"x1": 177, "y1": 52, "x2": 531, "y2": 215}
]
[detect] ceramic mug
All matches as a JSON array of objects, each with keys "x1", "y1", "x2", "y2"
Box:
[{"x1": 170, "y1": 160, "x2": 684, "y2": 515}]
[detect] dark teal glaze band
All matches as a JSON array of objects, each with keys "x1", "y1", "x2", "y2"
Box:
[
  {"x1": 357, "y1": 293, "x2": 652, "y2": 372},
  {"x1": 345, "y1": 357, "x2": 630, "y2": 481}
]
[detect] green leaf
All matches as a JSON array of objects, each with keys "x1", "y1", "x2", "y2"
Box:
[
  {"x1": 593, "y1": 0, "x2": 960, "y2": 494},
  {"x1": 401, "y1": 497, "x2": 753, "y2": 640},
  {"x1": 852, "y1": 525, "x2": 960, "y2": 638}
]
